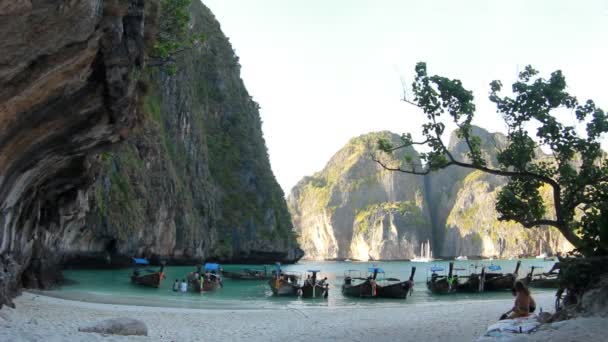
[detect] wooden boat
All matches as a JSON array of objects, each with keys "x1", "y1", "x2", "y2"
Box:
[
  {"x1": 456, "y1": 268, "x2": 485, "y2": 293},
  {"x1": 130, "y1": 258, "x2": 165, "y2": 288},
  {"x1": 411, "y1": 240, "x2": 434, "y2": 262},
  {"x1": 377, "y1": 266, "x2": 416, "y2": 299},
  {"x1": 455, "y1": 261, "x2": 521, "y2": 292},
  {"x1": 342, "y1": 268, "x2": 380, "y2": 298},
  {"x1": 268, "y1": 263, "x2": 300, "y2": 296},
  {"x1": 300, "y1": 270, "x2": 329, "y2": 298},
  {"x1": 187, "y1": 263, "x2": 223, "y2": 292},
  {"x1": 482, "y1": 261, "x2": 521, "y2": 291},
  {"x1": 222, "y1": 267, "x2": 271, "y2": 280},
  {"x1": 427, "y1": 263, "x2": 465, "y2": 294},
  {"x1": 523, "y1": 266, "x2": 559, "y2": 288}
]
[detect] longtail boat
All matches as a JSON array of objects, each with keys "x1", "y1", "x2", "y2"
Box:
[
  {"x1": 523, "y1": 266, "x2": 559, "y2": 288},
  {"x1": 188, "y1": 263, "x2": 223, "y2": 292},
  {"x1": 341, "y1": 267, "x2": 380, "y2": 298},
  {"x1": 482, "y1": 261, "x2": 520, "y2": 291},
  {"x1": 427, "y1": 262, "x2": 465, "y2": 294},
  {"x1": 222, "y1": 266, "x2": 271, "y2": 280},
  {"x1": 300, "y1": 270, "x2": 329, "y2": 298},
  {"x1": 377, "y1": 266, "x2": 416, "y2": 299},
  {"x1": 130, "y1": 258, "x2": 165, "y2": 288},
  {"x1": 268, "y1": 263, "x2": 300, "y2": 296}
]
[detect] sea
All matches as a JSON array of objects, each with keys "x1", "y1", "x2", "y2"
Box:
[{"x1": 40, "y1": 259, "x2": 558, "y2": 310}]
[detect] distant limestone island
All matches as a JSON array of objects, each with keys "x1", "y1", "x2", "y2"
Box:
[{"x1": 288, "y1": 128, "x2": 573, "y2": 261}]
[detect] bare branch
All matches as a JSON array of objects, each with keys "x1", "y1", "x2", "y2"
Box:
[{"x1": 371, "y1": 154, "x2": 435, "y2": 176}]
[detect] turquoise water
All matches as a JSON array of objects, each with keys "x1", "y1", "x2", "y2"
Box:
[{"x1": 43, "y1": 259, "x2": 558, "y2": 309}]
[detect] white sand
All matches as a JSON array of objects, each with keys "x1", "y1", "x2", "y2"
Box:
[{"x1": 0, "y1": 291, "x2": 596, "y2": 342}]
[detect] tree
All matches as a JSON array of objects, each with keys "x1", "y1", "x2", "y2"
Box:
[
  {"x1": 148, "y1": 0, "x2": 205, "y2": 74},
  {"x1": 375, "y1": 62, "x2": 608, "y2": 256}
]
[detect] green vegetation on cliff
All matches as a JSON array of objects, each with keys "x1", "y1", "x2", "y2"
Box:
[{"x1": 86, "y1": 1, "x2": 298, "y2": 261}]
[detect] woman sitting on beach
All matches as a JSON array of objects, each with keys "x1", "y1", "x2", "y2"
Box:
[{"x1": 508, "y1": 281, "x2": 533, "y2": 318}]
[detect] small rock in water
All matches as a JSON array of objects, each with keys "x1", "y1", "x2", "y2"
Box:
[{"x1": 78, "y1": 317, "x2": 148, "y2": 336}]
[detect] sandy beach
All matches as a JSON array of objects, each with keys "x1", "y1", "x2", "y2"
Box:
[{"x1": 0, "y1": 291, "x2": 574, "y2": 342}]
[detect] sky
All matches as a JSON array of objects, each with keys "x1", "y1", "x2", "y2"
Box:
[{"x1": 203, "y1": 0, "x2": 608, "y2": 194}]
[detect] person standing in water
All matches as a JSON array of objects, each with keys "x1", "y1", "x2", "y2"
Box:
[
  {"x1": 179, "y1": 279, "x2": 188, "y2": 293},
  {"x1": 172, "y1": 279, "x2": 179, "y2": 292}
]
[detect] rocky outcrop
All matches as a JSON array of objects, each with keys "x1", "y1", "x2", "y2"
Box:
[
  {"x1": 0, "y1": 0, "x2": 148, "y2": 307},
  {"x1": 290, "y1": 129, "x2": 573, "y2": 260},
  {"x1": 288, "y1": 132, "x2": 432, "y2": 261},
  {"x1": 76, "y1": 1, "x2": 301, "y2": 266},
  {"x1": 0, "y1": 1, "x2": 301, "y2": 308}
]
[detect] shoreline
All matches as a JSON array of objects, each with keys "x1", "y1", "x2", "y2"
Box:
[
  {"x1": 26, "y1": 290, "x2": 550, "y2": 312},
  {"x1": 1, "y1": 291, "x2": 558, "y2": 341}
]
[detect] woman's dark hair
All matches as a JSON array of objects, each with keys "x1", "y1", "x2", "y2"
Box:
[{"x1": 514, "y1": 280, "x2": 530, "y2": 296}]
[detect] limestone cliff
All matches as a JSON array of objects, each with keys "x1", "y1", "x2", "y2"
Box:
[
  {"x1": 80, "y1": 1, "x2": 301, "y2": 266},
  {"x1": 288, "y1": 132, "x2": 432, "y2": 261},
  {"x1": 0, "y1": 0, "x2": 148, "y2": 307},
  {"x1": 290, "y1": 129, "x2": 573, "y2": 260},
  {"x1": 0, "y1": 1, "x2": 300, "y2": 308}
]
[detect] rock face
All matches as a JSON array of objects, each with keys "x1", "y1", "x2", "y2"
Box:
[
  {"x1": 76, "y1": 1, "x2": 301, "y2": 266},
  {"x1": 289, "y1": 129, "x2": 573, "y2": 260},
  {"x1": 288, "y1": 132, "x2": 432, "y2": 261},
  {"x1": 0, "y1": 0, "x2": 147, "y2": 307},
  {"x1": 0, "y1": 1, "x2": 300, "y2": 308}
]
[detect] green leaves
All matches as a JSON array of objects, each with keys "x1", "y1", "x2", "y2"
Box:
[
  {"x1": 150, "y1": 0, "x2": 205, "y2": 75},
  {"x1": 378, "y1": 61, "x2": 608, "y2": 256}
]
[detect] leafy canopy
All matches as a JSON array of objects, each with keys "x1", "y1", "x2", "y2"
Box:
[
  {"x1": 376, "y1": 62, "x2": 608, "y2": 256},
  {"x1": 150, "y1": 0, "x2": 205, "y2": 74}
]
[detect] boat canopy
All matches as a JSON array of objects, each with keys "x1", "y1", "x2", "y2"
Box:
[
  {"x1": 307, "y1": 269, "x2": 321, "y2": 273},
  {"x1": 368, "y1": 267, "x2": 385, "y2": 273},
  {"x1": 488, "y1": 265, "x2": 502, "y2": 271},
  {"x1": 132, "y1": 258, "x2": 149, "y2": 265},
  {"x1": 204, "y1": 263, "x2": 220, "y2": 271},
  {"x1": 430, "y1": 266, "x2": 444, "y2": 272}
]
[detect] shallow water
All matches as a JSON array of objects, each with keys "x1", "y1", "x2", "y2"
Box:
[{"x1": 44, "y1": 259, "x2": 558, "y2": 309}]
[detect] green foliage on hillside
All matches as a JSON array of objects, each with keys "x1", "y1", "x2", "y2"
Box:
[
  {"x1": 150, "y1": 0, "x2": 205, "y2": 74},
  {"x1": 87, "y1": 1, "x2": 297, "y2": 259},
  {"x1": 354, "y1": 201, "x2": 428, "y2": 234},
  {"x1": 90, "y1": 145, "x2": 147, "y2": 240}
]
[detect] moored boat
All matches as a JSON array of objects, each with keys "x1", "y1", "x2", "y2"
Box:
[
  {"x1": 268, "y1": 263, "x2": 300, "y2": 296},
  {"x1": 342, "y1": 267, "x2": 381, "y2": 298},
  {"x1": 411, "y1": 240, "x2": 434, "y2": 262},
  {"x1": 377, "y1": 266, "x2": 416, "y2": 299},
  {"x1": 188, "y1": 263, "x2": 223, "y2": 292},
  {"x1": 523, "y1": 266, "x2": 559, "y2": 288},
  {"x1": 300, "y1": 270, "x2": 329, "y2": 298},
  {"x1": 427, "y1": 262, "x2": 465, "y2": 294},
  {"x1": 130, "y1": 258, "x2": 165, "y2": 288},
  {"x1": 222, "y1": 266, "x2": 270, "y2": 280},
  {"x1": 202, "y1": 263, "x2": 223, "y2": 291},
  {"x1": 482, "y1": 261, "x2": 520, "y2": 291}
]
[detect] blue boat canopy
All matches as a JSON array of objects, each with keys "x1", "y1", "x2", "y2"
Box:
[
  {"x1": 430, "y1": 266, "x2": 444, "y2": 272},
  {"x1": 488, "y1": 265, "x2": 502, "y2": 271},
  {"x1": 204, "y1": 263, "x2": 220, "y2": 271},
  {"x1": 368, "y1": 267, "x2": 385, "y2": 273},
  {"x1": 132, "y1": 258, "x2": 149, "y2": 265},
  {"x1": 307, "y1": 270, "x2": 321, "y2": 273}
]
